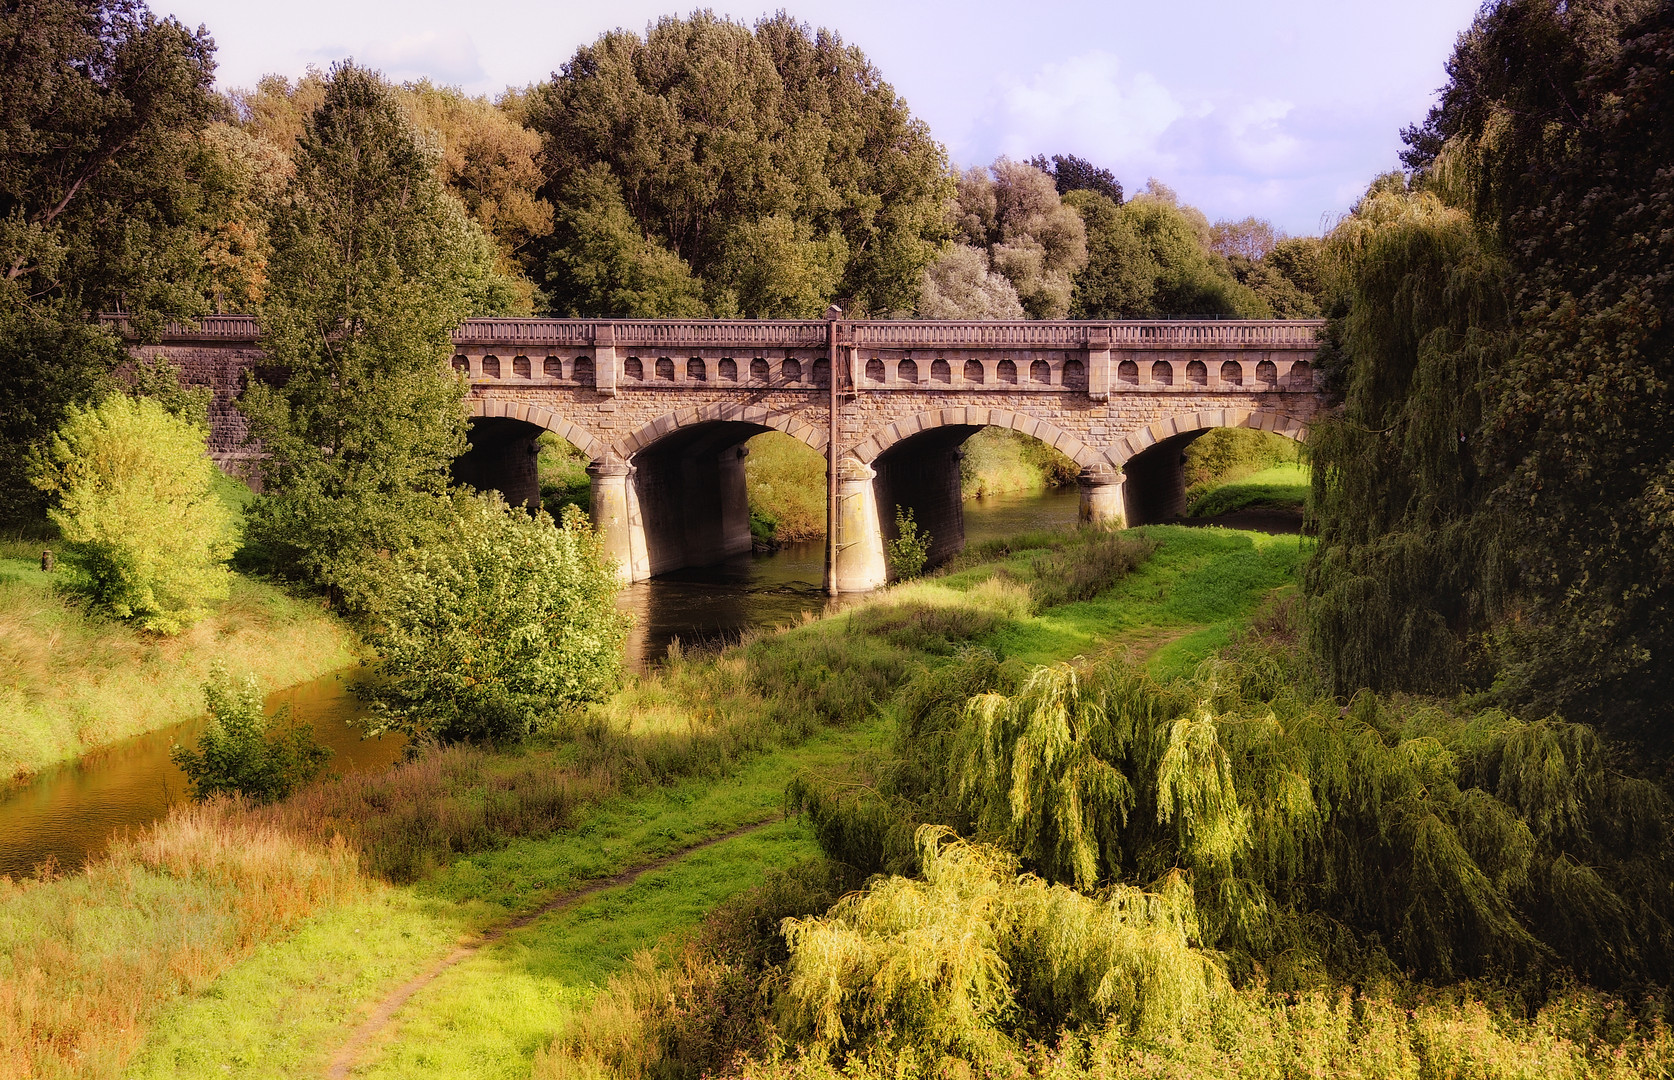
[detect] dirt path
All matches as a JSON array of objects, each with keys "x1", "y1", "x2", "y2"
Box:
[{"x1": 322, "y1": 818, "x2": 779, "y2": 1079}]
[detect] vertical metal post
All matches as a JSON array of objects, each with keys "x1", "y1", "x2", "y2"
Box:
[{"x1": 825, "y1": 305, "x2": 843, "y2": 595}]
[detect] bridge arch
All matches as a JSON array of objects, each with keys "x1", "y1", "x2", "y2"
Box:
[
  {"x1": 850, "y1": 406, "x2": 1109, "y2": 470},
  {"x1": 1113, "y1": 406, "x2": 1310, "y2": 526},
  {"x1": 611, "y1": 400, "x2": 826, "y2": 461},
  {"x1": 454, "y1": 399, "x2": 607, "y2": 513}
]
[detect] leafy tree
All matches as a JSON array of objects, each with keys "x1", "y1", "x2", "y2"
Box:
[
  {"x1": 1208, "y1": 217, "x2": 1280, "y2": 261},
  {"x1": 0, "y1": 0, "x2": 221, "y2": 520},
  {"x1": 525, "y1": 12, "x2": 951, "y2": 317},
  {"x1": 1312, "y1": 0, "x2": 1674, "y2": 746},
  {"x1": 950, "y1": 159, "x2": 1087, "y2": 319},
  {"x1": 542, "y1": 163, "x2": 708, "y2": 317},
  {"x1": 171, "y1": 663, "x2": 331, "y2": 802},
  {"x1": 228, "y1": 72, "x2": 550, "y2": 312},
  {"x1": 1028, "y1": 152, "x2": 1123, "y2": 204},
  {"x1": 917, "y1": 244, "x2": 1025, "y2": 319},
  {"x1": 360, "y1": 496, "x2": 628, "y2": 745},
  {"x1": 1066, "y1": 182, "x2": 1269, "y2": 318},
  {"x1": 241, "y1": 62, "x2": 501, "y2": 603},
  {"x1": 31, "y1": 393, "x2": 237, "y2": 633}
]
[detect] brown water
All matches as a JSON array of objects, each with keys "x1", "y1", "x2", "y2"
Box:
[
  {"x1": 0, "y1": 485, "x2": 1082, "y2": 877},
  {"x1": 0, "y1": 670, "x2": 405, "y2": 877}
]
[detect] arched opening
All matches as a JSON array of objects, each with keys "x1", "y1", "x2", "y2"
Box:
[
  {"x1": 997, "y1": 358, "x2": 1018, "y2": 384},
  {"x1": 872, "y1": 422, "x2": 1082, "y2": 573},
  {"x1": 750, "y1": 358, "x2": 769, "y2": 382},
  {"x1": 573, "y1": 356, "x2": 595, "y2": 384},
  {"x1": 629, "y1": 419, "x2": 780, "y2": 577},
  {"x1": 451, "y1": 355, "x2": 468, "y2": 374},
  {"x1": 655, "y1": 357, "x2": 675, "y2": 381},
  {"x1": 719, "y1": 357, "x2": 738, "y2": 381},
  {"x1": 1186, "y1": 360, "x2": 1208, "y2": 386},
  {"x1": 1288, "y1": 360, "x2": 1313, "y2": 389},
  {"x1": 866, "y1": 357, "x2": 885, "y2": 382},
  {"x1": 482, "y1": 355, "x2": 501, "y2": 378},
  {"x1": 1029, "y1": 359, "x2": 1051, "y2": 384},
  {"x1": 1117, "y1": 359, "x2": 1139, "y2": 385},
  {"x1": 813, "y1": 358, "x2": 830, "y2": 385},
  {"x1": 782, "y1": 358, "x2": 802, "y2": 382},
  {"x1": 899, "y1": 359, "x2": 919, "y2": 383},
  {"x1": 1121, "y1": 422, "x2": 1306, "y2": 528},
  {"x1": 451, "y1": 416, "x2": 544, "y2": 512},
  {"x1": 1151, "y1": 360, "x2": 1173, "y2": 385},
  {"x1": 964, "y1": 359, "x2": 985, "y2": 384},
  {"x1": 1220, "y1": 360, "x2": 1242, "y2": 386},
  {"x1": 931, "y1": 358, "x2": 951, "y2": 383},
  {"x1": 513, "y1": 354, "x2": 531, "y2": 379},
  {"x1": 1063, "y1": 358, "x2": 1087, "y2": 389},
  {"x1": 625, "y1": 357, "x2": 644, "y2": 380},
  {"x1": 1256, "y1": 359, "x2": 1277, "y2": 387},
  {"x1": 687, "y1": 357, "x2": 707, "y2": 381},
  {"x1": 543, "y1": 356, "x2": 562, "y2": 378}
]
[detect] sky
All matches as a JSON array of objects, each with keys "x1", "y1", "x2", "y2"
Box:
[{"x1": 156, "y1": 0, "x2": 1485, "y2": 236}]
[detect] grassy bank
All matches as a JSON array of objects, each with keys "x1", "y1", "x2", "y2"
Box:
[
  {"x1": 744, "y1": 432, "x2": 826, "y2": 544},
  {"x1": 1187, "y1": 462, "x2": 1311, "y2": 518},
  {"x1": 960, "y1": 426, "x2": 1078, "y2": 499},
  {"x1": 4, "y1": 522, "x2": 1288, "y2": 1080},
  {"x1": 0, "y1": 537, "x2": 356, "y2": 780}
]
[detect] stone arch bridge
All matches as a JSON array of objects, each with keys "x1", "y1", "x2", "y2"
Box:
[{"x1": 120, "y1": 315, "x2": 1328, "y2": 592}]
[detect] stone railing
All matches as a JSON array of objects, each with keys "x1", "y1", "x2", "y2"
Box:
[{"x1": 109, "y1": 315, "x2": 1325, "y2": 351}]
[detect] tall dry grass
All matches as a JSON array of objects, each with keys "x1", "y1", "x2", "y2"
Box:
[{"x1": 0, "y1": 804, "x2": 359, "y2": 1080}]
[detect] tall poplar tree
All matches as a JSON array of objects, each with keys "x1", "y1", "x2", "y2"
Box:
[{"x1": 241, "y1": 62, "x2": 496, "y2": 602}]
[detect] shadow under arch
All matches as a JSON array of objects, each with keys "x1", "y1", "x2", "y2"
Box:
[
  {"x1": 453, "y1": 399, "x2": 606, "y2": 512},
  {"x1": 849, "y1": 407, "x2": 1111, "y2": 571},
  {"x1": 1112, "y1": 407, "x2": 1309, "y2": 526}
]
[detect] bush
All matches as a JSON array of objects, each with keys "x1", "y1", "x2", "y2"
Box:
[
  {"x1": 886, "y1": 506, "x2": 930, "y2": 581},
  {"x1": 30, "y1": 394, "x2": 238, "y2": 633},
  {"x1": 360, "y1": 494, "x2": 629, "y2": 745},
  {"x1": 170, "y1": 663, "x2": 332, "y2": 802}
]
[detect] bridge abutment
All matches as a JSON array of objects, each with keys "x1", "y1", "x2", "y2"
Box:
[{"x1": 1078, "y1": 464, "x2": 1126, "y2": 528}]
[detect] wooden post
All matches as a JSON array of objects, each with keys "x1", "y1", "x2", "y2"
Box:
[{"x1": 825, "y1": 305, "x2": 843, "y2": 595}]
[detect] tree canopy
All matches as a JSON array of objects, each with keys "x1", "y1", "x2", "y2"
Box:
[{"x1": 523, "y1": 12, "x2": 951, "y2": 318}]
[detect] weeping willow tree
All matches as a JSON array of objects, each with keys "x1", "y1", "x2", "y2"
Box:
[
  {"x1": 792, "y1": 644, "x2": 1674, "y2": 989},
  {"x1": 1302, "y1": 170, "x2": 1513, "y2": 696}
]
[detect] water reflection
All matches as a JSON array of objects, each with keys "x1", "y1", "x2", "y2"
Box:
[
  {"x1": 0, "y1": 669, "x2": 403, "y2": 877},
  {"x1": 621, "y1": 484, "x2": 1083, "y2": 666}
]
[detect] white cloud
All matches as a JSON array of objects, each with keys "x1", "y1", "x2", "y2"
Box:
[{"x1": 350, "y1": 29, "x2": 486, "y2": 87}]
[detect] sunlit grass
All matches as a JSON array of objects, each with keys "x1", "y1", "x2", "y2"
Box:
[{"x1": 1187, "y1": 462, "x2": 1311, "y2": 518}]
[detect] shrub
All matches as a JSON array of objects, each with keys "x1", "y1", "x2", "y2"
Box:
[
  {"x1": 360, "y1": 494, "x2": 629, "y2": 745},
  {"x1": 170, "y1": 663, "x2": 332, "y2": 803},
  {"x1": 30, "y1": 394, "x2": 237, "y2": 633},
  {"x1": 886, "y1": 505, "x2": 930, "y2": 581}
]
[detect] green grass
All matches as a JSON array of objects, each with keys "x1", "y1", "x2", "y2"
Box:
[
  {"x1": 960, "y1": 427, "x2": 1078, "y2": 499},
  {"x1": 0, "y1": 564, "x2": 357, "y2": 779},
  {"x1": 1187, "y1": 462, "x2": 1311, "y2": 519}
]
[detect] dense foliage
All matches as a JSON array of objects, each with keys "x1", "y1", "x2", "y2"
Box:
[
  {"x1": 0, "y1": 0, "x2": 221, "y2": 520},
  {"x1": 31, "y1": 394, "x2": 236, "y2": 633},
  {"x1": 360, "y1": 497, "x2": 628, "y2": 745},
  {"x1": 525, "y1": 12, "x2": 951, "y2": 318},
  {"x1": 239, "y1": 63, "x2": 491, "y2": 601},
  {"x1": 1307, "y1": 0, "x2": 1674, "y2": 746},
  {"x1": 170, "y1": 663, "x2": 331, "y2": 802},
  {"x1": 792, "y1": 639, "x2": 1674, "y2": 992}
]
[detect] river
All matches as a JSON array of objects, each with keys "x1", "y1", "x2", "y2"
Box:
[{"x1": 0, "y1": 485, "x2": 1081, "y2": 877}]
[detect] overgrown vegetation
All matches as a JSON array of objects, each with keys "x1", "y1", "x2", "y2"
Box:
[
  {"x1": 744, "y1": 432, "x2": 827, "y2": 545},
  {"x1": 30, "y1": 395, "x2": 237, "y2": 634},
  {"x1": 359, "y1": 496, "x2": 628, "y2": 746},
  {"x1": 960, "y1": 427, "x2": 1078, "y2": 499},
  {"x1": 170, "y1": 665, "x2": 331, "y2": 803}
]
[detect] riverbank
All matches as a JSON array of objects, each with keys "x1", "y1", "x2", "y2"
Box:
[
  {"x1": 0, "y1": 542, "x2": 357, "y2": 781},
  {"x1": 4, "y1": 523, "x2": 1296, "y2": 1080}
]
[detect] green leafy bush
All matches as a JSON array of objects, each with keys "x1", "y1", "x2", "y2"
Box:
[
  {"x1": 170, "y1": 663, "x2": 331, "y2": 802},
  {"x1": 361, "y1": 495, "x2": 628, "y2": 745},
  {"x1": 31, "y1": 394, "x2": 237, "y2": 633},
  {"x1": 886, "y1": 506, "x2": 930, "y2": 581}
]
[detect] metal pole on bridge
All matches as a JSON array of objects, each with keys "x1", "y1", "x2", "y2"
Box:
[{"x1": 825, "y1": 305, "x2": 842, "y2": 595}]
